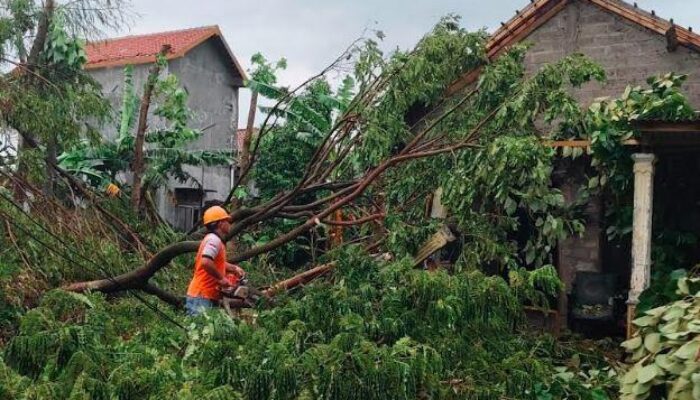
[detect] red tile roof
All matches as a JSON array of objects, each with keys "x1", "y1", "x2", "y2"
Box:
[
  {"x1": 84, "y1": 25, "x2": 246, "y2": 79},
  {"x1": 447, "y1": 0, "x2": 700, "y2": 95}
]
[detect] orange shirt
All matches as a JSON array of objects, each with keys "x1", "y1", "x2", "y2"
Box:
[{"x1": 187, "y1": 233, "x2": 227, "y2": 300}]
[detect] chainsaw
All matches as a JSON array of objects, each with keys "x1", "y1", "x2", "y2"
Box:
[{"x1": 219, "y1": 277, "x2": 267, "y2": 313}]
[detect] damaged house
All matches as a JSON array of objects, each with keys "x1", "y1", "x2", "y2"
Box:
[{"x1": 444, "y1": 0, "x2": 700, "y2": 334}]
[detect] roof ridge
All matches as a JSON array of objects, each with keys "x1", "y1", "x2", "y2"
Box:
[
  {"x1": 587, "y1": 0, "x2": 700, "y2": 48},
  {"x1": 83, "y1": 24, "x2": 246, "y2": 81},
  {"x1": 87, "y1": 25, "x2": 219, "y2": 45},
  {"x1": 447, "y1": 0, "x2": 700, "y2": 95}
]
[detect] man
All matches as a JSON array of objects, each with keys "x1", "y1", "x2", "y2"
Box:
[{"x1": 186, "y1": 205, "x2": 246, "y2": 316}]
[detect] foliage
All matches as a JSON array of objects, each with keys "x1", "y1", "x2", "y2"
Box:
[
  {"x1": 559, "y1": 73, "x2": 696, "y2": 242},
  {"x1": 637, "y1": 231, "x2": 698, "y2": 313},
  {"x1": 0, "y1": 247, "x2": 615, "y2": 399},
  {"x1": 43, "y1": 11, "x2": 87, "y2": 70},
  {"x1": 376, "y1": 47, "x2": 604, "y2": 272},
  {"x1": 240, "y1": 52, "x2": 355, "y2": 265},
  {"x1": 444, "y1": 135, "x2": 585, "y2": 271},
  {"x1": 350, "y1": 16, "x2": 488, "y2": 170},
  {"x1": 240, "y1": 17, "x2": 607, "y2": 277},
  {"x1": 620, "y1": 276, "x2": 700, "y2": 399},
  {"x1": 0, "y1": 187, "x2": 190, "y2": 325},
  {"x1": 4, "y1": 10, "x2": 691, "y2": 400},
  {"x1": 252, "y1": 78, "x2": 342, "y2": 199}
]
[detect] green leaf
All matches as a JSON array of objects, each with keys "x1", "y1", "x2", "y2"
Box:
[
  {"x1": 663, "y1": 306, "x2": 686, "y2": 321},
  {"x1": 645, "y1": 305, "x2": 667, "y2": 318},
  {"x1": 634, "y1": 315, "x2": 659, "y2": 328},
  {"x1": 633, "y1": 381, "x2": 652, "y2": 395},
  {"x1": 622, "y1": 336, "x2": 643, "y2": 351},
  {"x1": 644, "y1": 333, "x2": 661, "y2": 353},
  {"x1": 655, "y1": 354, "x2": 673, "y2": 370},
  {"x1": 233, "y1": 186, "x2": 248, "y2": 200},
  {"x1": 675, "y1": 339, "x2": 700, "y2": 360},
  {"x1": 637, "y1": 364, "x2": 660, "y2": 384},
  {"x1": 588, "y1": 176, "x2": 599, "y2": 189},
  {"x1": 504, "y1": 197, "x2": 517, "y2": 216},
  {"x1": 622, "y1": 367, "x2": 639, "y2": 384}
]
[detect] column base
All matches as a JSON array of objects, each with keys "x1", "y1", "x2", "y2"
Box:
[{"x1": 626, "y1": 303, "x2": 637, "y2": 339}]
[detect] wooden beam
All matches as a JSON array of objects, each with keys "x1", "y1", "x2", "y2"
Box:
[
  {"x1": 445, "y1": 66, "x2": 483, "y2": 97},
  {"x1": 633, "y1": 120, "x2": 700, "y2": 133},
  {"x1": 545, "y1": 139, "x2": 640, "y2": 148},
  {"x1": 666, "y1": 25, "x2": 679, "y2": 52},
  {"x1": 546, "y1": 140, "x2": 590, "y2": 148},
  {"x1": 413, "y1": 225, "x2": 456, "y2": 268}
]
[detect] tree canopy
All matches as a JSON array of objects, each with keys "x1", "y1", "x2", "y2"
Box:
[{"x1": 0, "y1": 6, "x2": 699, "y2": 400}]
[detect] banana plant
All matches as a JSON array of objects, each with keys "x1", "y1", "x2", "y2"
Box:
[{"x1": 58, "y1": 64, "x2": 232, "y2": 195}]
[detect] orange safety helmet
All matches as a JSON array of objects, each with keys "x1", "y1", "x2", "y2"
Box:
[{"x1": 202, "y1": 206, "x2": 230, "y2": 225}]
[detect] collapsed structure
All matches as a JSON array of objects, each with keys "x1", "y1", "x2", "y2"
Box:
[{"x1": 446, "y1": 0, "x2": 700, "y2": 333}]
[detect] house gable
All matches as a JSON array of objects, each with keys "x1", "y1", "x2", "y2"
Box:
[
  {"x1": 448, "y1": 0, "x2": 700, "y2": 108},
  {"x1": 84, "y1": 26, "x2": 246, "y2": 85}
]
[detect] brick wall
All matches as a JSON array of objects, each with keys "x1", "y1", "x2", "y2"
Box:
[
  {"x1": 523, "y1": 0, "x2": 700, "y2": 108},
  {"x1": 552, "y1": 159, "x2": 603, "y2": 324},
  {"x1": 519, "y1": 0, "x2": 700, "y2": 326}
]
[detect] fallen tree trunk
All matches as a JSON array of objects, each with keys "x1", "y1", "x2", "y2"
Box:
[
  {"x1": 62, "y1": 87, "x2": 487, "y2": 297},
  {"x1": 62, "y1": 35, "x2": 497, "y2": 301},
  {"x1": 141, "y1": 282, "x2": 184, "y2": 308},
  {"x1": 146, "y1": 263, "x2": 336, "y2": 310},
  {"x1": 262, "y1": 262, "x2": 336, "y2": 297},
  {"x1": 62, "y1": 241, "x2": 199, "y2": 293}
]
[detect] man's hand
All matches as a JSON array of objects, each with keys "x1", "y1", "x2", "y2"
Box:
[
  {"x1": 233, "y1": 265, "x2": 246, "y2": 278},
  {"x1": 218, "y1": 278, "x2": 233, "y2": 289},
  {"x1": 226, "y1": 263, "x2": 246, "y2": 278}
]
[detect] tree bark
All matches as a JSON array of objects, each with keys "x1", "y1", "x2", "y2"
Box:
[
  {"x1": 141, "y1": 283, "x2": 184, "y2": 308},
  {"x1": 62, "y1": 240, "x2": 199, "y2": 293},
  {"x1": 262, "y1": 262, "x2": 335, "y2": 297},
  {"x1": 14, "y1": 0, "x2": 55, "y2": 201},
  {"x1": 240, "y1": 90, "x2": 258, "y2": 175},
  {"x1": 26, "y1": 0, "x2": 55, "y2": 71},
  {"x1": 229, "y1": 90, "x2": 257, "y2": 211},
  {"x1": 43, "y1": 133, "x2": 57, "y2": 196},
  {"x1": 130, "y1": 45, "x2": 170, "y2": 213}
]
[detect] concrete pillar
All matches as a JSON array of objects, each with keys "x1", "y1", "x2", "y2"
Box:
[
  {"x1": 627, "y1": 153, "x2": 656, "y2": 337},
  {"x1": 430, "y1": 187, "x2": 448, "y2": 219}
]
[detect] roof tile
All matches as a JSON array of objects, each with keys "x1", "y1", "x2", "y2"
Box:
[{"x1": 85, "y1": 26, "x2": 218, "y2": 69}]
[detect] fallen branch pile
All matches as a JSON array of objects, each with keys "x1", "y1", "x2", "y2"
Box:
[{"x1": 61, "y1": 32, "x2": 493, "y2": 303}]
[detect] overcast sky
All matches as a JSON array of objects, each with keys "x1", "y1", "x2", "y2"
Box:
[{"x1": 121, "y1": 0, "x2": 699, "y2": 127}]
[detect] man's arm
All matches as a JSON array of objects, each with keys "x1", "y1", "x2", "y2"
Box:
[
  {"x1": 202, "y1": 258, "x2": 231, "y2": 287},
  {"x1": 199, "y1": 235, "x2": 230, "y2": 286}
]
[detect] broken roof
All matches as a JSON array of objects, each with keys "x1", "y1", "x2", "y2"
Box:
[
  {"x1": 447, "y1": 0, "x2": 700, "y2": 95},
  {"x1": 84, "y1": 25, "x2": 246, "y2": 80}
]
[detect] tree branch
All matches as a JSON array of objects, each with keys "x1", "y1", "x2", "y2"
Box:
[{"x1": 131, "y1": 44, "x2": 170, "y2": 212}]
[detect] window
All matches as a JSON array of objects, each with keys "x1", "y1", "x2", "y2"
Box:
[{"x1": 174, "y1": 188, "x2": 204, "y2": 231}]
